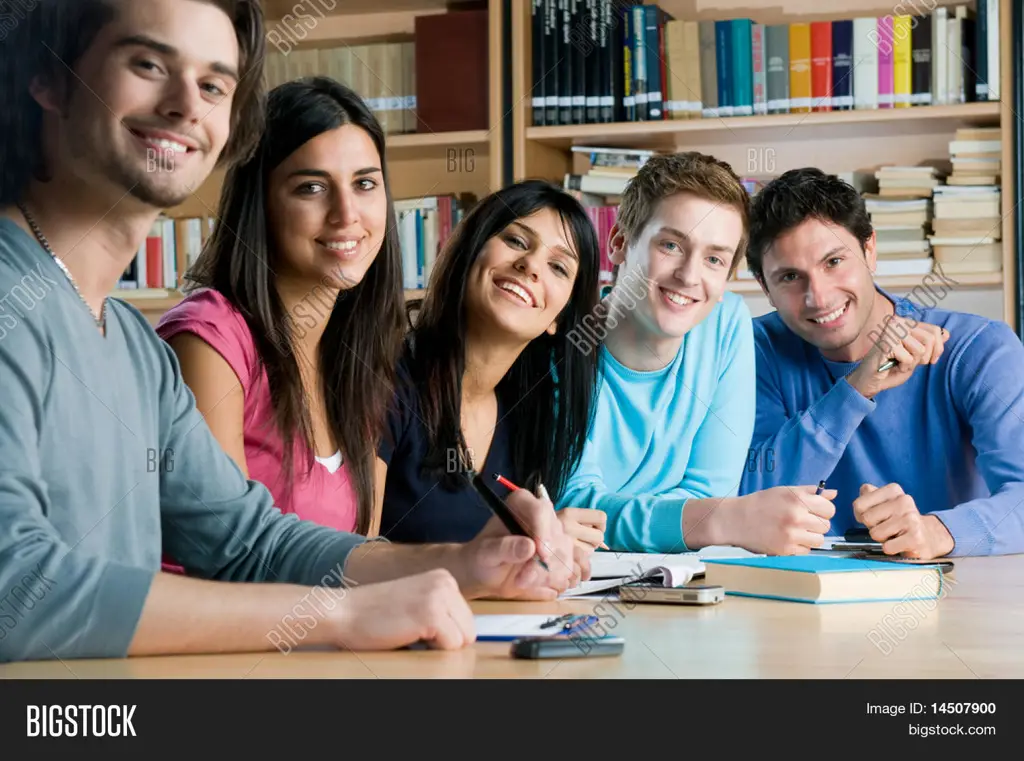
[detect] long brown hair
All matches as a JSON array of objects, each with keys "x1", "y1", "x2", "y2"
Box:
[{"x1": 186, "y1": 77, "x2": 406, "y2": 535}]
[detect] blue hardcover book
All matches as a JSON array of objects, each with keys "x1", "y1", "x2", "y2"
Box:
[
  {"x1": 714, "y1": 20, "x2": 732, "y2": 116},
  {"x1": 831, "y1": 19, "x2": 854, "y2": 110},
  {"x1": 703, "y1": 555, "x2": 945, "y2": 604},
  {"x1": 730, "y1": 19, "x2": 753, "y2": 116}
]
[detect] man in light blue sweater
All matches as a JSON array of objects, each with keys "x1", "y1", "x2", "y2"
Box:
[
  {"x1": 556, "y1": 153, "x2": 836, "y2": 555},
  {"x1": 0, "y1": 0, "x2": 572, "y2": 663},
  {"x1": 741, "y1": 168, "x2": 1024, "y2": 558}
]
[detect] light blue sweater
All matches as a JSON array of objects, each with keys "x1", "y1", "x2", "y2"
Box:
[
  {"x1": 556, "y1": 292, "x2": 756, "y2": 552},
  {"x1": 741, "y1": 287, "x2": 1024, "y2": 557}
]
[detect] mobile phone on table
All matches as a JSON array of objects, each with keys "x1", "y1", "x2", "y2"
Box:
[
  {"x1": 510, "y1": 636, "x2": 624, "y2": 659},
  {"x1": 619, "y1": 584, "x2": 725, "y2": 605}
]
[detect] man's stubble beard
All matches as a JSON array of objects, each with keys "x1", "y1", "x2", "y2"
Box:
[{"x1": 69, "y1": 126, "x2": 202, "y2": 210}]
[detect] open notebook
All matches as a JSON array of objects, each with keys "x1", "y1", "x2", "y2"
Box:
[{"x1": 560, "y1": 546, "x2": 760, "y2": 598}]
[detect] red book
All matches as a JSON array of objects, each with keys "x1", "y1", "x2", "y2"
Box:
[
  {"x1": 145, "y1": 227, "x2": 163, "y2": 289},
  {"x1": 810, "y1": 21, "x2": 833, "y2": 111}
]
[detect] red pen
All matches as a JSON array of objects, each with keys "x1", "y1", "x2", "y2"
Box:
[
  {"x1": 492, "y1": 473, "x2": 519, "y2": 491},
  {"x1": 493, "y1": 473, "x2": 609, "y2": 550}
]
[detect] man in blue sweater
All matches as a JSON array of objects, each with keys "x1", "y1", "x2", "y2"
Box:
[
  {"x1": 741, "y1": 167, "x2": 1024, "y2": 558},
  {"x1": 557, "y1": 153, "x2": 837, "y2": 555},
  {"x1": 0, "y1": 0, "x2": 572, "y2": 663}
]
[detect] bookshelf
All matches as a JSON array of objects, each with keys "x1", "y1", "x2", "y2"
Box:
[
  {"x1": 122, "y1": 0, "x2": 505, "y2": 323},
  {"x1": 511, "y1": 0, "x2": 1019, "y2": 330}
]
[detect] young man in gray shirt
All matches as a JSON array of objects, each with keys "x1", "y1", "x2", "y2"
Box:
[{"x1": 0, "y1": 0, "x2": 573, "y2": 663}]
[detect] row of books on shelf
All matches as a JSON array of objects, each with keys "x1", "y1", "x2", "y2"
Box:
[
  {"x1": 394, "y1": 195, "x2": 475, "y2": 291},
  {"x1": 117, "y1": 216, "x2": 214, "y2": 293},
  {"x1": 531, "y1": 1, "x2": 1001, "y2": 126},
  {"x1": 264, "y1": 9, "x2": 489, "y2": 135},
  {"x1": 266, "y1": 44, "x2": 417, "y2": 135}
]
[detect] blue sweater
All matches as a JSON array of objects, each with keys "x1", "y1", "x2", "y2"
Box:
[
  {"x1": 556, "y1": 292, "x2": 756, "y2": 552},
  {"x1": 741, "y1": 287, "x2": 1024, "y2": 557}
]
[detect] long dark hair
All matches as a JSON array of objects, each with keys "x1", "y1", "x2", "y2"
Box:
[
  {"x1": 408, "y1": 180, "x2": 601, "y2": 499},
  {"x1": 186, "y1": 77, "x2": 405, "y2": 535},
  {"x1": 0, "y1": 0, "x2": 265, "y2": 205}
]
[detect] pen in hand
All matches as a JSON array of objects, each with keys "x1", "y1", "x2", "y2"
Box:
[
  {"x1": 471, "y1": 472, "x2": 549, "y2": 571},
  {"x1": 497, "y1": 474, "x2": 609, "y2": 550}
]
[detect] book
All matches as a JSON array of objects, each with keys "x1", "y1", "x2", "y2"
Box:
[
  {"x1": 703, "y1": 555, "x2": 945, "y2": 604},
  {"x1": 561, "y1": 546, "x2": 760, "y2": 598},
  {"x1": 560, "y1": 554, "x2": 700, "y2": 597}
]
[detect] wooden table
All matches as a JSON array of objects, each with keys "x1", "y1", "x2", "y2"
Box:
[{"x1": 3, "y1": 555, "x2": 1022, "y2": 679}]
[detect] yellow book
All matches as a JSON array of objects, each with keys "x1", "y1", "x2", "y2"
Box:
[
  {"x1": 788, "y1": 23, "x2": 811, "y2": 113},
  {"x1": 893, "y1": 16, "x2": 912, "y2": 107}
]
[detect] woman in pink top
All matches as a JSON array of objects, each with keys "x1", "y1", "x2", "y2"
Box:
[{"x1": 157, "y1": 77, "x2": 405, "y2": 537}]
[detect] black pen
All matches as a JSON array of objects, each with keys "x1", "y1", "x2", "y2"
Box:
[
  {"x1": 468, "y1": 472, "x2": 550, "y2": 571},
  {"x1": 816, "y1": 480, "x2": 826, "y2": 496}
]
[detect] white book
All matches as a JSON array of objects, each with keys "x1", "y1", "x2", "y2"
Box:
[
  {"x1": 933, "y1": 7, "x2": 948, "y2": 105},
  {"x1": 562, "y1": 546, "x2": 761, "y2": 598},
  {"x1": 852, "y1": 18, "x2": 878, "y2": 109},
  {"x1": 874, "y1": 258, "x2": 934, "y2": 276},
  {"x1": 399, "y1": 210, "x2": 418, "y2": 290},
  {"x1": 947, "y1": 9, "x2": 962, "y2": 104}
]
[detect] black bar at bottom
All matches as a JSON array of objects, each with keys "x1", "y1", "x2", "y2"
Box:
[{"x1": 0, "y1": 678, "x2": 1018, "y2": 753}]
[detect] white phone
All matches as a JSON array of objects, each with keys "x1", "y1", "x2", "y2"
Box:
[{"x1": 619, "y1": 583, "x2": 725, "y2": 605}]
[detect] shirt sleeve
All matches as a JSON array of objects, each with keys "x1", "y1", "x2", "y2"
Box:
[
  {"x1": 0, "y1": 313, "x2": 154, "y2": 663},
  {"x1": 932, "y1": 320, "x2": 1024, "y2": 556},
  {"x1": 740, "y1": 323, "x2": 875, "y2": 495},
  {"x1": 152, "y1": 331, "x2": 368, "y2": 585},
  {"x1": 556, "y1": 299, "x2": 757, "y2": 553},
  {"x1": 155, "y1": 289, "x2": 255, "y2": 391}
]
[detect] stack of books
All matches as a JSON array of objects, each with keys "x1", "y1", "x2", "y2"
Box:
[
  {"x1": 947, "y1": 127, "x2": 1002, "y2": 185},
  {"x1": 874, "y1": 165, "x2": 943, "y2": 198},
  {"x1": 563, "y1": 146, "x2": 660, "y2": 199},
  {"x1": 929, "y1": 186, "x2": 1002, "y2": 274},
  {"x1": 863, "y1": 195, "x2": 933, "y2": 276}
]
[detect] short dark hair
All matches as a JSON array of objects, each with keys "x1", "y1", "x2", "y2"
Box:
[
  {"x1": 0, "y1": 0, "x2": 266, "y2": 205},
  {"x1": 616, "y1": 151, "x2": 750, "y2": 277},
  {"x1": 746, "y1": 167, "x2": 874, "y2": 282}
]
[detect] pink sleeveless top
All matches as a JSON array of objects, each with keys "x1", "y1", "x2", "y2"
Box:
[{"x1": 156, "y1": 289, "x2": 359, "y2": 536}]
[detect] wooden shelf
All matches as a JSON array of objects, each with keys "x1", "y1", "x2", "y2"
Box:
[
  {"x1": 389, "y1": 130, "x2": 490, "y2": 149},
  {"x1": 527, "y1": 103, "x2": 1002, "y2": 150}
]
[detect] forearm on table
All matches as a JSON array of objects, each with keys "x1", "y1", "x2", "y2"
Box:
[
  {"x1": 342, "y1": 541, "x2": 467, "y2": 590},
  {"x1": 746, "y1": 380, "x2": 873, "y2": 490},
  {"x1": 127, "y1": 572, "x2": 344, "y2": 656}
]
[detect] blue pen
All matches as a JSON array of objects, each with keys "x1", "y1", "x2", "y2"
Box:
[{"x1": 561, "y1": 615, "x2": 599, "y2": 636}]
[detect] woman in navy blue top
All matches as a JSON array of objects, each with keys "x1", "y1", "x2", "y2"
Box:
[{"x1": 376, "y1": 180, "x2": 606, "y2": 570}]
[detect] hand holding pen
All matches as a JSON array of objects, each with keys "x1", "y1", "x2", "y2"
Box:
[
  {"x1": 495, "y1": 474, "x2": 607, "y2": 586},
  {"x1": 846, "y1": 315, "x2": 950, "y2": 400},
  {"x1": 466, "y1": 472, "x2": 574, "y2": 600}
]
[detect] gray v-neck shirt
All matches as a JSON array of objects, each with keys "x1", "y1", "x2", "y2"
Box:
[{"x1": 0, "y1": 219, "x2": 366, "y2": 662}]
